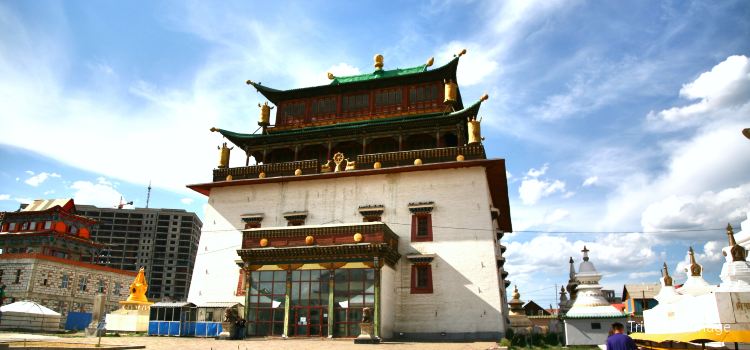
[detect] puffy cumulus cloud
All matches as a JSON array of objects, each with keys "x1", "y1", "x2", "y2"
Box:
[
  {"x1": 582, "y1": 176, "x2": 598, "y2": 187},
  {"x1": 648, "y1": 55, "x2": 750, "y2": 129},
  {"x1": 0, "y1": 194, "x2": 10, "y2": 201},
  {"x1": 504, "y1": 232, "x2": 659, "y2": 287},
  {"x1": 527, "y1": 164, "x2": 548, "y2": 178},
  {"x1": 24, "y1": 172, "x2": 61, "y2": 187},
  {"x1": 519, "y1": 178, "x2": 566, "y2": 205},
  {"x1": 181, "y1": 198, "x2": 195, "y2": 205},
  {"x1": 70, "y1": 177, "x2": 126, "y2": 208},
  {"x1": 641, "y1": 184, "x2": 750, "y2": 234}
]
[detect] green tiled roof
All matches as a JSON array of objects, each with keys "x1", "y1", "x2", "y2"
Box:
[{"x1": 330, "y1": 64, "x2": 429, "y2": 85}]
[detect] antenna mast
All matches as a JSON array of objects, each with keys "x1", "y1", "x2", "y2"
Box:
[{"x1": 146, "y1": 181, "x2": 152, "y2": 209}]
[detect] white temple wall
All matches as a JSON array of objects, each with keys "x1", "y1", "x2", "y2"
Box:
[
  {"x1": 644, "y1": 292, "x2": 750, "y2": 334},
  {"x1": 380, "y1": 264, "x2": 397, "y2": 339},
  {"x1": 565, "y1": 318, "x2": 626, "y2": 345},
  {"x1": 188, "y1": 166, "x2": 505, "y2": 338}
]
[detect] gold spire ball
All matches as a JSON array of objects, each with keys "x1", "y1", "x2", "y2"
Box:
[{"x1": 374, "y1": 54, "x2": 384, "y2": 70}]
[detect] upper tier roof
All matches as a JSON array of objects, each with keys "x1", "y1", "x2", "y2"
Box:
[{"x1": 246, "y1": 55, "x2": 463, "y2": 107}]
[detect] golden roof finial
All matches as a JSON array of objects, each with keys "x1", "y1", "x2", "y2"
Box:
[
  {"x1": 374, "y1": 54, "x2": 384, "y2": 70},
  {"x1": 456, "y1": 48, "x2": 467, "y2": 57},
  {"x1": 327, "y1": 72, "x2": 335, "y2": 80},
  {"x1": 426, "y1": 57, "x2": 434, "y2": 67},
  {"x1": 688, "y1": 246, "x2": 702, "y2": 276},
  {"x1": 727, "y1": 223, "x2": 747, "y2": 262},
  {"x1": 246, "y1": 79, "x2": 253, "y2": 85},
  {"x1": 662, "y1": 262, "x2": 673, "y2": 286},
  {"x1": 582, "y1": 245, "x2": 590, "y2": 261},
  {"x1": 210, "y1": 127, "x2": 218, "y2": 132},
  {"x1": 512, "y1": 285, "x2": 520, "y2": 300},
  {"x1": 480, "y1": 93, "x2": 489, "y2": 102}
]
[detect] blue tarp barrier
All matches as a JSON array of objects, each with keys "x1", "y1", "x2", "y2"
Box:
[
  {"x1": 64, "y1": 312, "x2": 92, "y2": 331},
  {"x1": 148, "y1": 321, "x2": 158, "y2": 335}
]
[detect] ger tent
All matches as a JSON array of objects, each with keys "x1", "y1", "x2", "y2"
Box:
[{"x1": 0, "y1": 300, "x2": 61, "y2": 332}]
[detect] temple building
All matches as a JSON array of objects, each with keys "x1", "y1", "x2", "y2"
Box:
[
  {"x1": 563, "y1": 246, "x2": 626, "y2": 345},
  {"x1": 0, "y1": 199, "x2": 135, "y2": 325},
  {"x1": 186, "y1": 50, "x2": 513, "y2": 340}
]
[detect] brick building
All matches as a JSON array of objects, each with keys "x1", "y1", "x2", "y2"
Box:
[{"x1": 0, "y1": 199, "x2": 136, "y2": 324}]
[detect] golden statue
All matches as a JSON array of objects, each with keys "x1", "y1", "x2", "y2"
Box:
[
  {"x1": 258, "y1": 102, "x2": 274, "y2": 127},
  {"x1": 218, "y1": 142, "x2": 233, "y2": 169},
  {"x1": 126, "y1": 267, "x2": 149, "y2": 303}
]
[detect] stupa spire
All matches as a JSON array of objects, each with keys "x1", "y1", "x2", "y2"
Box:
[
  {"x1": 688, "y1": 246, "x2": 702, "y2": 277},
  {"x1": 727, "y1": 223, "x2": 747, "y2": 262},
  {"x1": 662, "y1": 262, "x2": 673, "y2": 287},
  {"x1": 582, "y1": 246, "x2": 590, "y2": 261}
]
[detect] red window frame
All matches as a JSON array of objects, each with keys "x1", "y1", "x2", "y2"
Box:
[
  {"x1": 244, "y1": 222, "x2": 261, "y2": 229},
  {"x1": 410, "y1": 214, "x2": 433, "y2": 242},
  {"x1": 410, "y1": 264, "x2": 433, "y2": 294}
]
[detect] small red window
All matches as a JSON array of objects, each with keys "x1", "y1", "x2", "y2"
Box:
[
  {"x1": 244, "y1": 222, "x2": 261, "y2": 229},
  {"x1": 411, "y1": 264, "x2": 433, "y2": 294},
  {"x1": 410, "y1": 214, "x2": 432, "y2": 242}
]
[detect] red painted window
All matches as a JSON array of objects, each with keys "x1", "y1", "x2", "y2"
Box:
[
  {"x1": 244, "y1": 222, "x2": 261, "y2": 229},
  {"x1": 411, "y1": 264, "x2": 433, "y2": 294},
  {"x1": 410, "y1": 214, "x2": 433, "y2": 242}
]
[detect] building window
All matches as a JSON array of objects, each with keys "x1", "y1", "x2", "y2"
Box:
[
  {"x1": 97, "y1": 279, "x2": 105, "y2": 293},
  {"x1": 79, "y1": 276, "x2": 87, "y2": 292},
  {"x1": 113, "y1": 282, "x2": 121, "y2": 296},
  {"x1": 44, "y1": 221, "x2": 52, "y2": 230},
  {"x1": 70, "y1": 225, "x2": 78, "y2": 234},
  {"x1": 411, "y1": 265, "x2": 433, "y2": 294},
  {"x1": 43, "y1": 273, "x2": 49, "y2": 286},
  {"x1": 591, "y1": 322, "x2": 601, "y2": 329},
  {"x1": 375, "y1": 88, "x2": 402, "y2": 111},
  {"x1": 61, "y1": 274, "x2": 69, "y2": 289},
  {"x1": 411, "y1": 214, "x2": 433, "y2": 242},
  {"x1": 21, "y1": 222, "x2": 29, "y2": 231},
  {"x1": 0, "y1": 270, "x2": 3, "y2": 283},
  {"x1": 358, "y1": 206, "x2": 384, "y2": 222},
  {"x1": 342, "y1": 93, "x2": 369, "y2": 112},
  {"x1": 14, "y1": 269, "x2": 21, "y2": 284},
  {"x1": 409, "y1": 84, "x2": 440, "y2": 104},
  {"x1": 311, "y1": 96, "x2": 337, "y2": 120},
  {"x1": 29, "y1": 221, "x2": 36, "y2": 231},
  {"x1": 281, "y1": 101, "x2": 306, "y2": 125},
  {"x1": 283, "y1": 212, "x2": 307, "y2": 227}
]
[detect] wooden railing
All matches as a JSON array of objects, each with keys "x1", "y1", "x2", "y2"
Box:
[{"x1": 213, "y1": 160, "x2": 319, "y2": 181}]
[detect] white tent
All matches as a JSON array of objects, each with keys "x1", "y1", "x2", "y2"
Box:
[{"x1": 0, "y1": 300, "x2": 61, "y2": 332}]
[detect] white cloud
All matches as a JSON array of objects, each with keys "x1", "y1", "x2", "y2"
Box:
[
  {"x1": 543, "y1": 209, "x2": 570, "y2": 224},
  {"x1": 648, "y1": 55, "x2": 750, "y2": 129},
  {"x1": 24, "y1": 172, "x2": 61, "y2": 187},
  {"x1": 505, "y1": 232, "x2": 659, "y2": 287},
  {"x1": 0, "y1": 194, "x2": 10, "y2": 201},
  {"x1": 582, "y1": 176, "x2": 598, "y2": 187},
  {"x1": 527, "y1": 164, "x2": 548, "y2": 178},
  {"x1": 628, "y1": 271, "x2": 660, "y2": 280},
  {"x1": 327, "y1": 63, "x2": 360, "y2": 79},
  {"x1": 70, "y1": 177, "x2": 125, "y2": 208},
  {"x1": 181, "y1": 198, "x2": 194, "y2": 205},
  {"x1": 25, "y1": 170, "x2": 34, "y2": 175},
  {"x1": 641, "y1": 184, "x2": 750, "y2": 235},
  {"x1": 436, "y1": 41, "x2": 499, "y2": 87},
  {"x1": 14, "y1": 197, "x2": 32, "y2": 204},
  {"x1": 506, "y1": 171, "x2": 512, "y2": 179},
  {"x1": 43, "y1": 190, "x2": 55, "y2": 195},
  {"x1": 519, "y1": 178, "x2": 566, "y2": 205}
]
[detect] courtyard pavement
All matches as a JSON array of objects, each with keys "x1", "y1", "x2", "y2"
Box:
[{"x1": 0, "y1": 333, "x2": 503, "y2": 350}]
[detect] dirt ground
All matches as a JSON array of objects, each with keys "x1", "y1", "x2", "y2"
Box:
[{"x1": 0, "y1": 333, "x2": 503, "y2": 350}]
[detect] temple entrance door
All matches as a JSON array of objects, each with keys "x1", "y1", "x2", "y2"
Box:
[{"x1": 292, "y1": 306, "x2": 327, "y2": 337}]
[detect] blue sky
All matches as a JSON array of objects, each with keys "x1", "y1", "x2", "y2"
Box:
[{"x1": 1, "y1": 0, "x2": 749, "y2": 307}]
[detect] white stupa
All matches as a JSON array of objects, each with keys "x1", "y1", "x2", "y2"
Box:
[
  {"x1": 566, "y1": 246, "x2": 625, "y2": 318},
  {"x1": 718, "y1": 224, "x2": 750, "y2": 292},
  {"x1": 564, "y1": 246, "x2": 626, "y2": 346},
  {"x1": 676, "y1": 246, "x2": 714, "y2": 296},
  {"x1": 653, "y1": 263, "x2": 681, "y2": 305}
]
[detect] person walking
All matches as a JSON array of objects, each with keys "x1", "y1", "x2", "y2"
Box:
[{"x1": 606, "y1": 322, "x2": 636, "y2": 350}]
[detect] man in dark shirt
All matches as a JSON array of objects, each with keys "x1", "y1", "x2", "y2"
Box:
[{"x1": 606, "y1": 322, "x2": 637, "y2": 350}]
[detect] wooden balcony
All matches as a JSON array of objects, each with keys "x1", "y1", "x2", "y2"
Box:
[{"x1": 212, "y1": 145, "x2": 486, "y2": 182}]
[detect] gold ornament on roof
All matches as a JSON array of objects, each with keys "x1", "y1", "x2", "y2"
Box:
[
  {"x1": 456, "y1": 48, "x2": 467, "y2": 57},
  {"x1": 727, "y1": 223, "x2": 747, "y2": 262},
  {"x1": 333, "y1": 152, "x2": 345, "y2": 172},
  {"x1": 217, "y1": 142, "x2": 233, "y2": 169},
  {"x1": 127, "y1": 267, "x2": 149, "y2": 303},
  {"x1": 426, "y1": 57, "x2": 434, "y2": 67},
  {"x1": 258, "y1": 102, "x2": 274, "y2": 127},
  {"x1": 443, "y1": 79, "x2": 458, "y2": 105},
  {"x1": 327, "y1": 72, "x2": 335, "y2": 80},
  {"x1": 374, "y1": 54, "x2": 384, "y2": 70}
]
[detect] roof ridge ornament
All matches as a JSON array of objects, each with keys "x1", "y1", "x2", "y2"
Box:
[
  {"x1": 374, "y1": 54, "x2": 384, "y2": 70},
  {"x1": 426, "y1": 57, "x2": 434, "y2": 67},
  {"x1": 454, "y1": 48, "x2": 467, "y2": 58},
  {"x1": 582, "y1": 246, "x2": 590, "y2": 261},
  {"x1": 688, "y1": 246, "x2": 702, "y2": 276},
  {"x1": 327, "y1": 72, "x2": 335, "y2": 80},
  {"x1": 726, "y1": 223, "x2": 747, "y2": 262}
]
